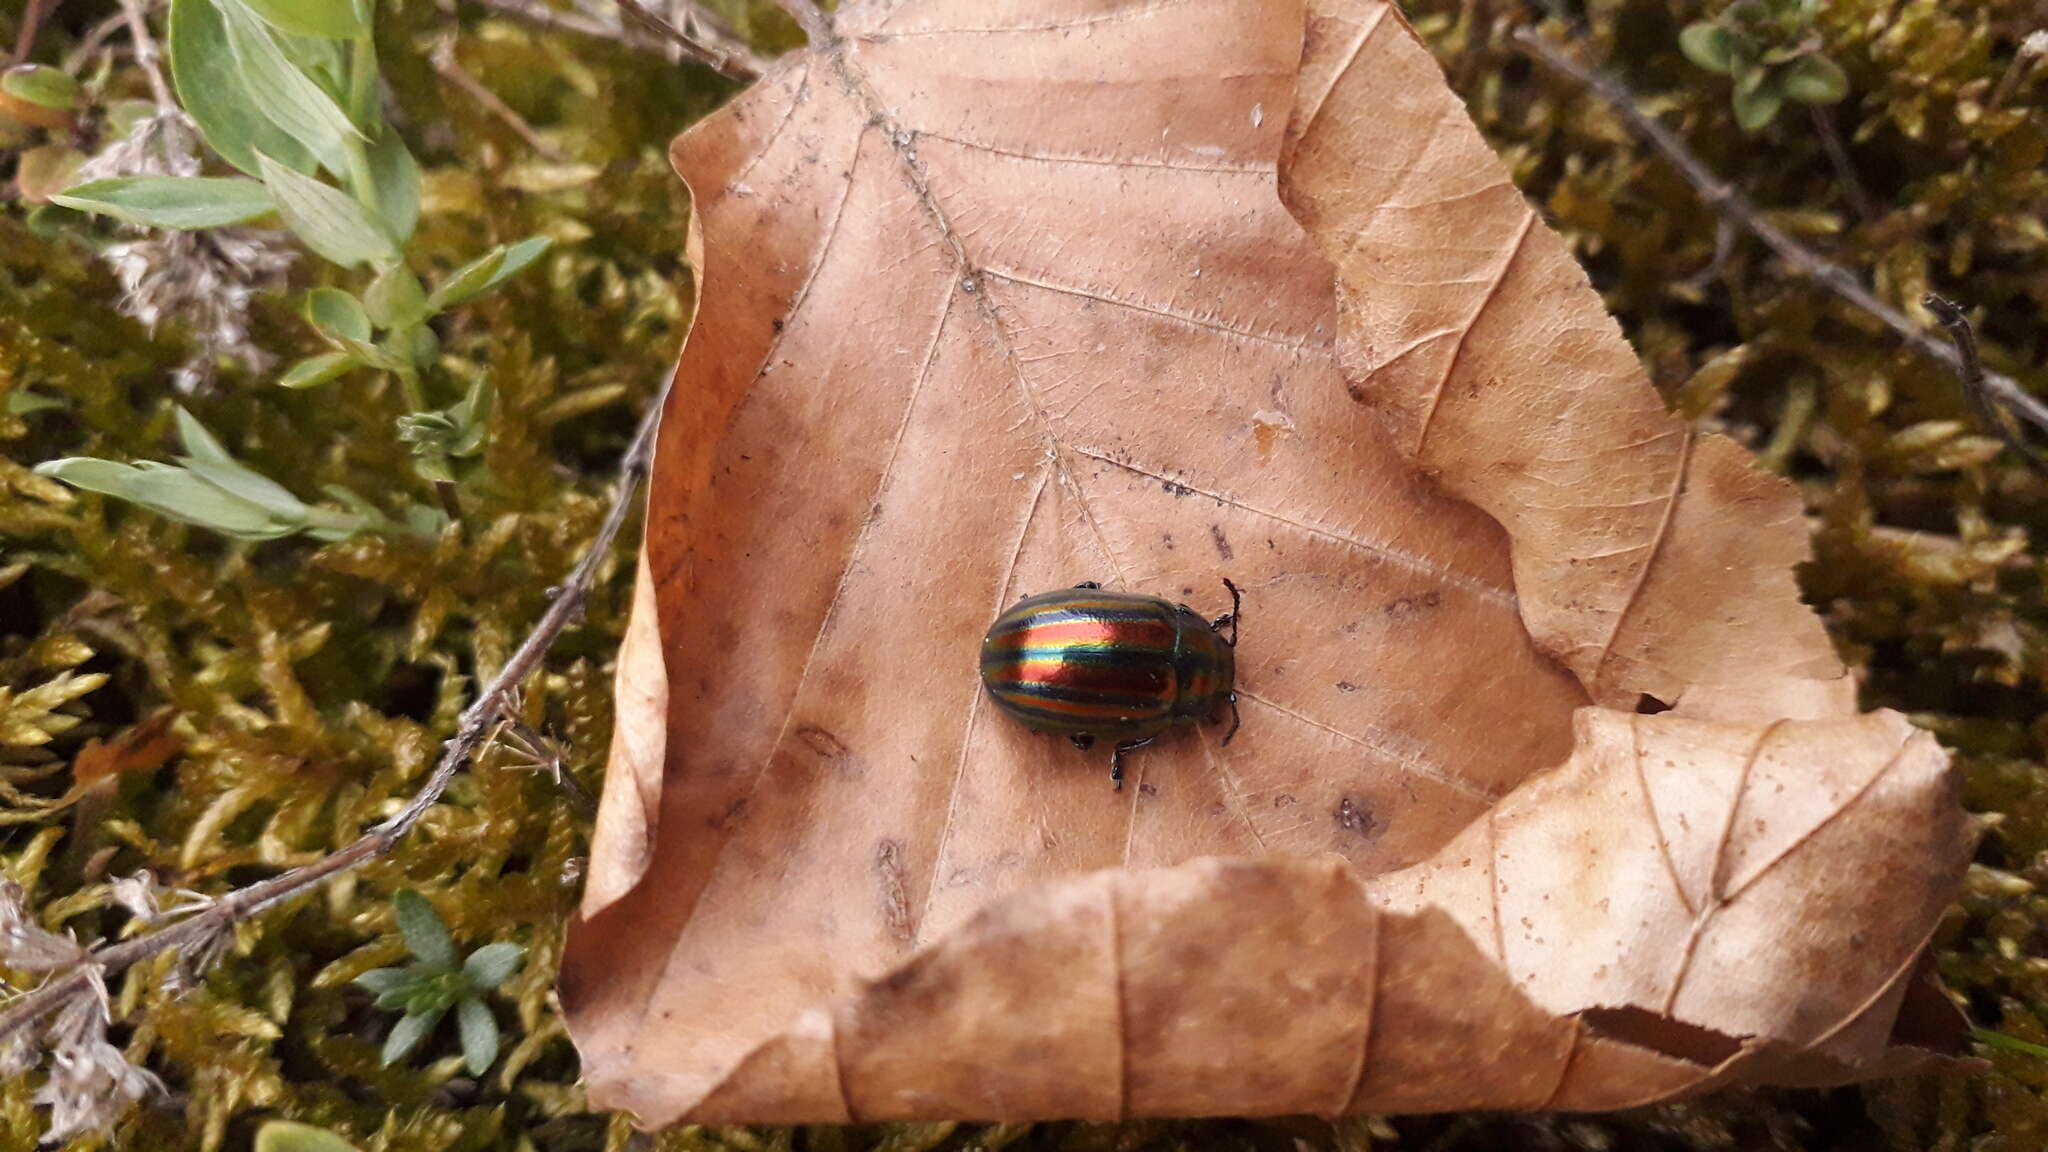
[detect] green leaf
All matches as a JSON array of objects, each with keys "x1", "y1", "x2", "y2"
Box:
[
  {"x1": 461, "y1": 942, "x2": 524, "y2": 991},
  {"x1": 1678, "y1": 23, "x2": 1741, "y2": 74},
  {"x1": 1, "y1": 64, "x2": 79, "y2": 110},
  {"x1": 179, "y1": 457, "x2": 308, "y2": 519},
  {"x1": 305, "y1": 287, "x2": 372, "y2": 344},
  {"x1": 6, "y1": 390, "x2": 64, "y2": 415},
  {"x1": 425, "y1": 249, "x2": 505, "y2": 312},
  {"x1": 367, "y1": 126, "x2": 421, "y2": 245},
  {"x1": 170, "y1": 0, "x2": 319, "y2": 177},
  {"x1": 26, "y1": 202, "x2": 85, "y2": 239},
  {"x1": 351, "y1": 967, "x2": 416, "y2": 995},
  {"x1": 1976, "y1": 1027, "x2": 2048, "y2": 1061},
  {"x1": 1732, "y1": 73, "x2": 1785, "y2": 131},
  {"x1": 380, "y1": 1005, "x2": 442, "y2": 1065},
  {"x1": 385, "y1": 324, "x2": 440, "y2": 372},
  {"x1": 259, "y1": 154, "x2": 398, "y2": 267},
  {"x1": 129, "y1": 467, "x2": 297, "y2": 536},
  {"x1": 36, "y1": 459, "x2": 295, "y2": 538},
  {"x1": 218, "y1": 0, "x2": 361, "y2": 172},
  {"x1": 173, "y1": 407, "x2": 234, "y2": 465},
  {"x1": 402, "y1": 982, "x2": 455, "y2": 1013},
  {"x1": 279, "y1": 350, "x2": 358, "y2": 389},
  {"x1": 1782, "y1": 53, "x2": 1849, "y2": 104},
  {"x1": 52, "y1": 176, "x2": 275, "y2": 230},
  {"x1": 237, "y1": 0, "x2": 367, "y2": 40},
  {"x1": 364, "y1": 266, "x2": 428, "y2": 329},
  {"x1": 255, "y1": 1121, "x2": 364, "y2": 1152},
  {"x1": 426, "y1": 236, "x2": 552, "y2": 311},
  {"x1": 456, "y1": 997, "x2": 499, "y2": 1076},
  {"x1": 392, "y1": 889, "x2": 456, "y2": 970}
]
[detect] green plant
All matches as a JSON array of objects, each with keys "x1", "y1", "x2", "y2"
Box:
[
  {"x1": 353, "y1": 889, "x2": 526, "y2": 1076},
  {"x1": 34, "y1": 407, "x2": 430, "y2": 540},
  {"x1": 1680, "y1": 0, "x2": 1850, "y2": 130},
  {"x1": 38, "y1": 0, "x2": 552, "y2": 536}
]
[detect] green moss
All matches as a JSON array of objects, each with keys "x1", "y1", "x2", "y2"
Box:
[{"x1": 3, "y1": 0, "x2": 2047, "y2": 1148}]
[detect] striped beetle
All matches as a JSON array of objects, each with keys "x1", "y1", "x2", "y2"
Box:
[{"x1": 978, "y1": 580, "x2": 1241, "y2": 789}]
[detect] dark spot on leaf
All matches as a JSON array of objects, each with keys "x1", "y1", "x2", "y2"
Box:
[
  {"x1": 1335, "y1": 680, "x2": 1359, "y2": 693},
  {"x1": 1384, "y1": 590, "x2": 1442, "y2": 616},
  {"x1": 797, "y1": 726, "x2": 848, "y2": 758},
  {"x1": 874, "y1": 839, "x2": 912, "y2": 943},
  {"x1": 1210, "y1": 524, "x2": 1233, "y2": 561},
  {"x1": 1336, "y1": 796, "x2": 1377, "y2": 838},
  {"x1": 1162, "y1": 478, "x2": 1194, "y2": 497},
  {"x1": 1636, "y1": 693, "x2": 1674, "y2": 715}
]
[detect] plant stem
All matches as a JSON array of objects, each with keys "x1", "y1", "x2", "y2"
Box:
[
  {"x1": 1806, "y1": 105, "x2": 1874, "y2": 224},
  {"x1": 0, "y1": 373, "x2": 670, "y2": 1048},
  {"x1": 341, "y1": 36, "x2": 383, "y2": 215},
  {"x1": 1514, "y1": 26, "x2": 2048, "y2": 452},
  {"x1": 116, "y1": 0, "x2": 176, "y2": 113},
  {"x1": 431, "y1": 35, "x2": 568, "y2": 162},
  {"x1": 10, "y1": 0, "x2": 61, "y2": 65}
]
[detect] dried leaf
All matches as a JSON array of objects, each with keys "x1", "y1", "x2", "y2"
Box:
[
  {"x1": 72, "y1": 710, "x2": 182, "y2": 790},
  {"x1": 561, "y1": 0, "x2": 1971, "y2": 1126}
]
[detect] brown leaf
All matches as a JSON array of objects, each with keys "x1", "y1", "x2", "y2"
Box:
[
  {"x1": 561, "y1": 0, "x2": 1972, "y2": 1125},
  {"x1": 71, "y1": 710, "x2": 183, "y2": 791}
]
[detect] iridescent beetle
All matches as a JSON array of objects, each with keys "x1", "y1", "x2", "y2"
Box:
[{"x1": 978, "y1": 580, "x2": 1241, "y2": 788}]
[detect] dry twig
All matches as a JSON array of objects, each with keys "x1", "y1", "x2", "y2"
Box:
[
  {"x1": 0, "y1": 377, "x2": 668, "y2": 1048},
  {"x1": 431, "y1": 35, "x2": 569, "y2": 162},
  {"x1": 1806, "y1": 105, "x2": 1874, "y2": 224},
  {"x1": 462, "y1": 0, "x2": 763, "y2": 81},
  {"x1": 1514, "y1": 27, "x2": 2048, "y2": 454},
  {"x1": 611, "y1": 0, "x2": 762, "y2": 79},
  {"x1": 1926, "y1": 294, "x2": 2048, "y2": 469},
  {"x1": 10, "y1": 0, "x2": 61, "y2": 64}
]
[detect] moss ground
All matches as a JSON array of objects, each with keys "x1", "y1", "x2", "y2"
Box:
[{"x1": 2, "y1": 0, "x2": 2046, "y2": 1148}]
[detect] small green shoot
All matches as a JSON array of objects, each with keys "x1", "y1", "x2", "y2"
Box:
[
  {"x1": 1680, "y1": 0, "x2": 1849, "y2": 131},
  {"x1": 353, "y1": 889, "x2": 525, "y2": 1076}
]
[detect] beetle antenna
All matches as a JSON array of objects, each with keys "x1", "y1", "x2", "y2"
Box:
[{"x1": 1221, "y1": 691, "x2": 1241, "y2": 746}]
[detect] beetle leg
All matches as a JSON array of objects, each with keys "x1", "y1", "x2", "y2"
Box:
[
  {"x1": 1070, "y1": 733, "x2": 1096, "y2": 751},
  {"x1": 1072, "y1": 581, "x2": 1102, "y2": 589},
  {"x1": 1210, "y1": 578, "x2": 1243, "y2": 647},
  {"x1": 1220, "y1": 692, "x2": 1241, "y2": 746},
  {"x1": 1108, "y1": 736, "x2": 1155, "y2": 790}
]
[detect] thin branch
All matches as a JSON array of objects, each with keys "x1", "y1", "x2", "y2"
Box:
[
  {"x1": 10, "y1": 0, "x2": 60, "y2": 65},
  {"x1": 461, "y1": 0, "x2": 762, "y2": 81},
  {"x1": 117, "y1": 0, "x2": 176, "y2": 112},
  {"x1": 431, "y1": 35, "x2": 570, "y2": 162},
  {"x1": 610, "y1": 0, "x2": 764, "y2": 80},
  {"x1": 0, "y1": 377, "x2": 669, "y2": 1047},
  {"x1": 1514, "y1": 26, "x2": 2048, "y2": 451},
  {"x1": 1806, "y1": 105, "x2": 1874, "y2": 224},
  {"x1": 62, "y1": 10, "x2": 136, "y2": 76},
  {"x1": 1925, "y1": 294, "x2": 2048, "y2": 469}
]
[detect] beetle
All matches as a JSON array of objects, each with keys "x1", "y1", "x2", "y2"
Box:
[{"x1": 978, "y1": 580, "x2": 1241, "y2": 789}]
